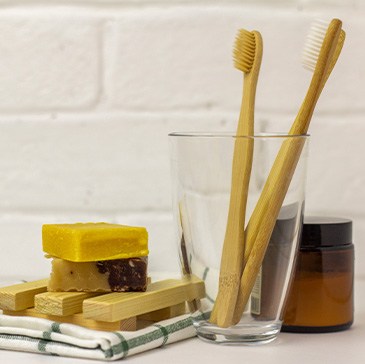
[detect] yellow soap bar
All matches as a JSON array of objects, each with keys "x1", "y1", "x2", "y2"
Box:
[{"x1": 42, "y1": 223, "x2": 148, "y2": 262}]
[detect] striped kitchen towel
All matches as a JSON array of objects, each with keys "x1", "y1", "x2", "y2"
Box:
[{"x1": 0, "y1": 312, "x2": 199, "y2": 361}]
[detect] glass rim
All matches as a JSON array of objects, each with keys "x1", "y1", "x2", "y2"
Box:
[{"x1": 168, "y1": 131, "x2": 310, "y2": 139}]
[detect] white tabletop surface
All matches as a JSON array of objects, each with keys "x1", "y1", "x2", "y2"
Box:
[{"x1": 0, "y1": 277, "x2": 364, "y2": 364}]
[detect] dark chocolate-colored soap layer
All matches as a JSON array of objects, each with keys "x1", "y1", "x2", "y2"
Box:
[{"x1": 96, "y1": 257, "x2": 148, "y2": 292}]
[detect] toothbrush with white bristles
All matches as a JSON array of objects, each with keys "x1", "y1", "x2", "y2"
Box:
[
  {"x1": 232, "y1": 18, "x2": 345, "y2": 323},
  {"x1": 302, "y1": 19, "x2": 331, "y2": 71},
  {"x1": 291, "y1": 18, "x2": 345, "y2": 134}
]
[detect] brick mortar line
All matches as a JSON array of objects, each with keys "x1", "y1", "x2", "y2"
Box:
[
  {"x1": 0, "y1": 210, "x2": 173, "y2": 220},
  {"x1": 0, "y1": 1, "x2": 358, "y2": 13},
  {"x1": 1, "y1": 209, "x2": 365, "y2": 221},
  {"x1": 0, "y1": 109, "x2": 362, "y2": 122},
  {"x1": 0, "y1": 0, "x2": 305, "y2": 7}
]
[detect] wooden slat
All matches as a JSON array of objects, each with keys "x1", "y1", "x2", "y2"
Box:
[
  {"x1": 0, "y1": 279, "x2": 48, "y2": 311},
  {"x1": 34, "y1": 291, "x2": 102, "y2": 316},
  {"x1": 34, "y1": 277, "x2": 152, "y2": 317},
  {"x1": 3, "y1": 308, "x2": 136, "y2": 332},
  {"x1": 138, "y1": 302, "x2": 186, "y2": 322},
  {"x1": 83, "y1": 276, "x2": 205, "y2": 322}
]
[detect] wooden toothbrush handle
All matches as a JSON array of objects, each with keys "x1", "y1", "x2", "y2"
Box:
[
  {"x1": 232, "y1": 21, "x2": 344, "y2": 324},
  {"x1": 242, "y1": 28, "x2": 344, "y2": 267},
  {"x1": 210, "y1": 31, "x2": 262, "y2": 328},
  {"x1": 209, "y1": 136, "x2": 254, "y2": 327},
  {"x1": 232, "y1": 137, "x2": 306, "y2": 322}
]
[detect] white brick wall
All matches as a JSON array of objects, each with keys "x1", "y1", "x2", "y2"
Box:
[
  {"x1": 0, "y1": 15, "x2": 101, "y2": 111},
  {"x1": 0, "y1": 1, "x2": 363, "y2": 280}
]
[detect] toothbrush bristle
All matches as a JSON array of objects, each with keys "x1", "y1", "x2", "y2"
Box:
[
  {"x1": 233, "y1": 29, "x2": 256, "y2": 73},
  {"x1": 302, "y1": 19, "x2": 329, "y2": 71}
]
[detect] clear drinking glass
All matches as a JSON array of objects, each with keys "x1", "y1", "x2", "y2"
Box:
[{"x1": 169, "y1": 132, "x2": 309, "y2": 345}]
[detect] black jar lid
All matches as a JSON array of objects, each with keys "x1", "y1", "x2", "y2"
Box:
[{"x1": 301, "y1": 216, "x2": 352, "y2": 248}]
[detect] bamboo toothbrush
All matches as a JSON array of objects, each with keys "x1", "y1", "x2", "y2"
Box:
[
  {"x1": 210, "y1": 29, "x2": 262, "y2": 328},
  {"x1": 232, "y1": 19, "x2": 345, "y2": 323},
  {"x1": 242, "y1": 21, "x2": 345, "y2": 270}
]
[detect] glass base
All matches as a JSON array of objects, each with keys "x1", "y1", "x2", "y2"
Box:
[{"x1": 193, "y1": 320, "x2": 281, "y2": 345}]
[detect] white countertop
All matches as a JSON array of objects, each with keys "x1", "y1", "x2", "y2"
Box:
[{"x1": 0, "y1": 277, "x2": 364, "y2": 364}]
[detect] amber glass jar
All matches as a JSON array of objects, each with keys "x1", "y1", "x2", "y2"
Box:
[{"x1": 282, "y1": 217, "x2": 354, "y2": 333}]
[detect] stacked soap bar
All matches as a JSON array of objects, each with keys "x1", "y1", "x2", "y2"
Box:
[{"x1": 43, "y1": 223, "x2": 148, "y2": 293}]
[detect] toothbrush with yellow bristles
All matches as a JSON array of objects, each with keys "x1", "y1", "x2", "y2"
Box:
[
  {"x1": 210, "y1": 29, "x2": 262, "y2": 328},
  {"x1": 232, "y1": 18, "x2": 345, "y2": 323}
]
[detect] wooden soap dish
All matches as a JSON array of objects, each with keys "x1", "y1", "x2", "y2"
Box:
[{"x1": 0, "y1": 276, "x2": 205, "y2": 332}]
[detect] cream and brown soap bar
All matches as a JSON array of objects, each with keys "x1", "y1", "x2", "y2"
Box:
[{"x1": 43, "y1": 223, "x2": 148, "y2": 292}]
